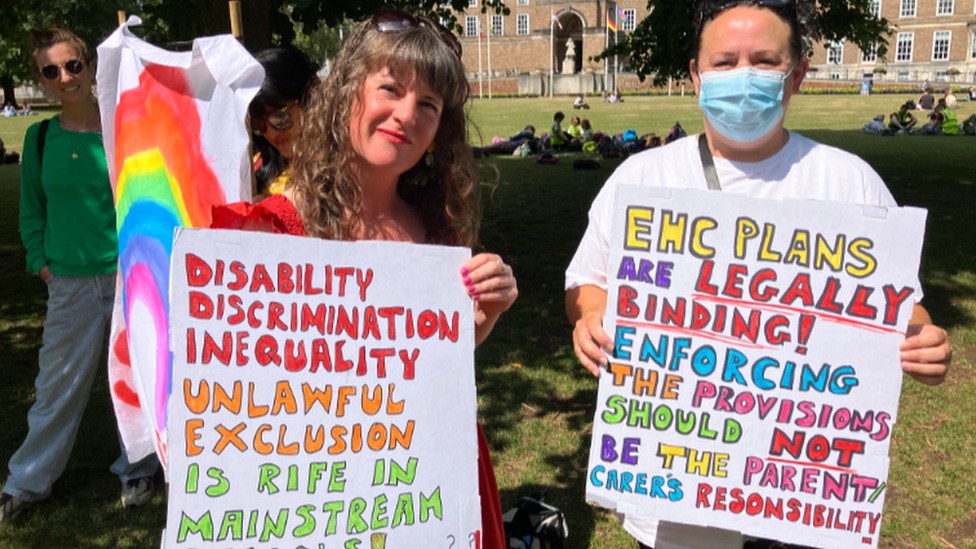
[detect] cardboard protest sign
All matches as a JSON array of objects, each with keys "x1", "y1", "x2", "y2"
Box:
[
  {"x1": 586, "y1": 185, "x2": 927, "y2": 548},
  {"x1": 96, "y1": 17, "x2": 263, "y2": 468},
  {"x1": 165, "y1": 228, "x2": 481, "y2": 548}
]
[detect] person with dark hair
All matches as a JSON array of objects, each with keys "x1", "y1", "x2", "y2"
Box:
[
  {"x1": 889, "y1": 102, "x2": 917, "y2": 132},
  {"x1": 2, "y1": 27, "x2": 158, "y2": 525},
  {"x1": 918, "y1": 88, "x2": 935, "y2": 110},
  {"x1": 566, "y1": 1, "x2": 950, "y2": 548},
  {"x1": 248, "y1": 48, "x2": 319, "y2": 196},
  {"x1": 211, "y1": 11, "x2": 517, "y2": 549},
  {"x1": 549, "y1": 111, "x2": 568, "y2": 149}
]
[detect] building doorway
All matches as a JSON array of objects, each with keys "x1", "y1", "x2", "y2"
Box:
[{"x1": 553, "y1": 11, "x2": 584, "y2": 74}]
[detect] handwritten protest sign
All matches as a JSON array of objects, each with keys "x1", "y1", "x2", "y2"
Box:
[
  {"x1": 586, "y1": 185, "x2": 927, "y2": 548},
  {"x1": 165, "y1": 228, "x2": 481, "y2": 548}
]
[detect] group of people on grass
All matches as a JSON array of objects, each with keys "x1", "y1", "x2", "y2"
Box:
[
  {"x1": 868, "y1": 93, "x2": 976, "y2": 136},
  {"x1": 2, "y1": 2, "x2": 954, "y2": 549},
  {"x1": 3, "y1": 103, "x2": 35, "y2": 117}
]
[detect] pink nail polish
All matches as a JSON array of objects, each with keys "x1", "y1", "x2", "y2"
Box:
[
  {"x1": 468, "y1": 285, "x2": 476, "y2": 293},
  {"x1": 473, "y1": 294, "x2": 481, "y2": 300},
  {"x1": 463, "y1": 276, "x2": 472, "y2": 285},
  {"x1": 460, "y1": 267, "x2": 469, "y2": 275}
]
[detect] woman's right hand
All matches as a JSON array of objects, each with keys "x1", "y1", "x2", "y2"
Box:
[
  {"x1": 39, "y1": 265, "x2": 53, "y2": 282},
  {"x1": 573, "y1": 310, "x2": 613, "y2": 377}
]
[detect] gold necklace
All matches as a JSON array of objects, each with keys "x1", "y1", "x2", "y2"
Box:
[{"x1": 59, "y1": 109, "x2": 99, "y2": 160}]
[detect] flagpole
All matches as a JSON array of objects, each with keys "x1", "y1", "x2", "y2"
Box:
[
  {"x1": 614, "y1": 7, "x2": 620, "y2": 94},
  {"x1": 604, "y1": 10, "x2": 609, "y2": 94},
  {"x1": 549, "y1": 14, "x2": 554, "y2": 99},
  {"x1": 487, "y1": 13, "x2": 492, "y2": 99},
  {"x1": 478, "y1": 21, "x2": 483, "y2": 99}
]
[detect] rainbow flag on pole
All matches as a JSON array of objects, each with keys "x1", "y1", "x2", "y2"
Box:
[{"x1": 96, "y1": 17, "x2": 263, "y2": 470}]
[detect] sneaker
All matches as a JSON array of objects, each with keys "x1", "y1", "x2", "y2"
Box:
[
  {"x1": 0, "y1": 493, "x2": 31, "y2": 524},
  {"x1": 120, "y1": 477, "x2": 154, "y2": 508}
]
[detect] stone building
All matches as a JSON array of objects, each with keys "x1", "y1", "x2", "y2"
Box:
[
  {"x1": 456, "y1": 0, "x2": 652, "y2": 93},
  {"x1": 806, "y1": 0, "x2": 976, "y2": 85},
  {"x1": 455, "y1": 0, "x2": 976, "y2": 94}
]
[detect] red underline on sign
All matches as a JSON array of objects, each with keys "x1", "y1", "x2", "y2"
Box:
[
  {"x1": 615, "y1": 320, "x2": 771, "y2": 350},
  {"x1": 767, "y1": 457, "x2": 858, "y2": 475},
  {"x1": 691, "y1": 294, "x2": 905, "y2": 336}
]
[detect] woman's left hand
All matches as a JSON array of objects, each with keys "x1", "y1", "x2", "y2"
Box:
[
  {"x1": 461, "y1": 253, "x2": 518, "y2": 345},
  {"x1": 900, "y1": 323, "x2": 951, "y2": 385}
]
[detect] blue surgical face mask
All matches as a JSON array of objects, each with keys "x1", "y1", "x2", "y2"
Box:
[{"x1": 698, "y1": 65, "x2": 794, "y2": 143}]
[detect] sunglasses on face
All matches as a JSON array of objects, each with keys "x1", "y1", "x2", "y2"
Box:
[
  {"x1": 373, "y1": 9, "x2": 463, "y2": 59},
  {"x1": 41, "y1": 59, "x2": 85, "y2": 80},
  {"x1": 251, "y1": 102, "x2": 297, "y2": 136}
]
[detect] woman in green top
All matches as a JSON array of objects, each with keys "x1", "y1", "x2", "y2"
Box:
[{"x1": 2, "y1": 28, "x2": 157, "y2": 525}]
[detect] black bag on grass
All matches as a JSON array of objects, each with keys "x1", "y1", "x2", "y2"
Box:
[
  {"x1": 572, "y1": 159, "x2": 600, "y2": 170},
  {"x1": 502, "y1": 490, "x2": 569, "y2": 549}
]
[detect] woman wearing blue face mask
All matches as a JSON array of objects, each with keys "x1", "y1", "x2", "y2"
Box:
[{"x1": 565, "y1": 1, "x2": 951, "y2": 548}]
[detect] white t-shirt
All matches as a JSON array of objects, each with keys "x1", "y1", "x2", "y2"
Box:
[{"x1": 565, "y1": 131, "x2": 901, "y2": 549}]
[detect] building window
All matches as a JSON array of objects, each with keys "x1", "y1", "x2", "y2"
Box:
[
  {"x1": 862, "y1": 43, "x2": 878, "y2": 63},
  {"x1": 900, "y1": 0, "x2": 916, "y2": 17},
  {"x1": 869, "y1": 0, "x2": 881, "y2": 18},
  {"x1": 466, "y1": 16, "x2": 478, "y2": 37},
  {"x1": 622, "y1": 9, "x2": 636, "y2": 31},
  {"x1": 517, "y1": 13, "x2": 529, "y2": 35},
  {"x1": 971, "y1": 30, "x2": 976, "y2": 58},
  {"x1": 468, "y1": 0, "x2": 477, "y2": 6},
  {"x1": 898, "y1": 70, "x2": 910, "y2": 81},
  {"x1": 517, "y1": 0, "x2": 529, "y2": 4},
  {"x1": 830, "y1": 72, "x2": 842, "y2": 80},
  {"x1": 895, "y1": 32, "x2": 913, "y2": 61},
  {"x1": 932, "y1": 31, "x2": 951, "y2": 61},
  {"x1": 935, "y1": 70, "x2": 948, "y2": 82},
  {"x1": 827, "y1": 40, "x2": 844, "y2": 64},
  {"x1": 936, "y1": 0, "x2": 953, "y2": 14},
  {"x1": 491, "y1": 14, "x2": 503, "y2": 36}
]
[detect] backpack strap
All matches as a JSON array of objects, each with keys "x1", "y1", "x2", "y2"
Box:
[
  {"x1": 698, "y1": 134, "x2": 722, "y2": 191},
  {"x1": 37, "y1": 118, "x2": 52, "y2": 167}
]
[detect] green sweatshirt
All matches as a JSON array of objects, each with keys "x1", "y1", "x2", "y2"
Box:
[{"x1": 19, "y1": 117, "x2": 118, "y2": 276}]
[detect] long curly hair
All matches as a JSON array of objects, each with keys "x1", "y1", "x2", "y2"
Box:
[{"x1": 289, "y1": 17, "x2": 479, "y2": 248}]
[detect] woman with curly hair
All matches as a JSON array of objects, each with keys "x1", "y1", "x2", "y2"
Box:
[{"x1": 213, "y1": 11, "x2": 517, "y2": 548}]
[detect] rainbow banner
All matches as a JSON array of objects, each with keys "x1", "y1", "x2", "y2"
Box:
[{"x1": 96, "y1": 17, "x2": 263, "y2": 472}]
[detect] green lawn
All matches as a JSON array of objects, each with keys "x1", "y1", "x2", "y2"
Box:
[{"x1": 1, "y1": 95, "x2": 975, "y2": 548}]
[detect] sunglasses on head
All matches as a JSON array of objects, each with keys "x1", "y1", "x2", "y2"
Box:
[
  {"x1": 698, "y1": 0, "x2": 794, "y2": 30},
  {"x1": 41, "y1": 59, "x2": 84, "y2": 80},
  {"x1": 372, "y1": 10, "x2": 463, "y2": 59},
  {"x1": 251, "y1": 101, "x2": 298, "y2": 136}
]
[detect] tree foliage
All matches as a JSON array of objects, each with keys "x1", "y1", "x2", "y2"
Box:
[
  {"x1": 599, "y1": 0, "x2": 892, "y2": 86},
  {"x1": 0, "y1": 0, "x2": 509, "y2": 104}
]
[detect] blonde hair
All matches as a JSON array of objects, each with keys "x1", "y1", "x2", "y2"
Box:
[{"x1": 289, "y1": 18, "x2": 479, "y2": 247}]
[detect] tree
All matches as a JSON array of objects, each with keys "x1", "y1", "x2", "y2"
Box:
[
  {"x1": 0, "y1": 0, "x2": 508, "y2": 106},
  {"x1": 599, "y1": 0, "x2": 891, "y2": 86}
]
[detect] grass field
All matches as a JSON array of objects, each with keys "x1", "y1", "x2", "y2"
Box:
[{"x1": 1, "y1": 94, "x2": 975, "y2": 549}]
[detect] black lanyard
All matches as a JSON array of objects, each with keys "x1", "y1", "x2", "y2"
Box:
[{"x1": 698, "y1": 134, "x2": 722, "y2": 191}]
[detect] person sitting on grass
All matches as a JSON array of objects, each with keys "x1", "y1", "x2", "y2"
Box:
[
  {"x1": 917, "y1": 88, "x2": 935, "y2": 110},
  {"x1": 922, "y1": 97, "x2": 958, "y2": 135},
  {"x1": 573, "y1": 93, "x2": 590, "y2": 109},
  {"x1": 961, "y1": 113, "x2": 975, "y2": 136},
  {"x1": 549, "y1": 111, "x2": 572, "y2": 149},
  {"x1": 863, "y1": 114, "x2": 891, "y2": 136},
  {"x1": 889, "y1": 102, "x2": 917, "y2": 132}
]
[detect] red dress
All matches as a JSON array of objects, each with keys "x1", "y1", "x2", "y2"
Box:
[{"x1": 212, "y1": 195, "x2": 506, "y2": 549}]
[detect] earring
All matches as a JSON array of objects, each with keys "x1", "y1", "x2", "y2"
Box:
[{"x1": 425, "y1": 142, "x2": 435, "y2": 167}]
